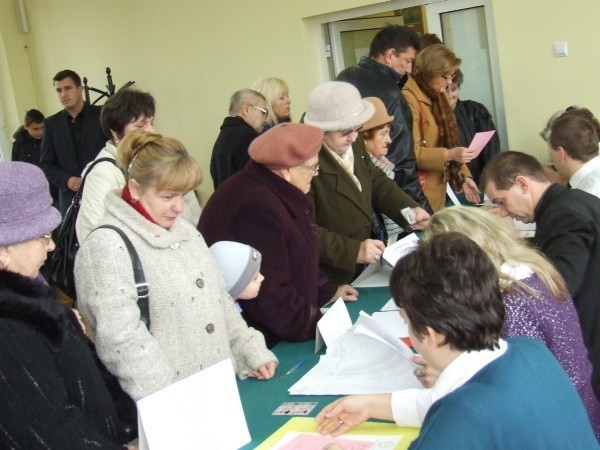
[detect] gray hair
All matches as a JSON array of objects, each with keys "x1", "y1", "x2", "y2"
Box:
[{"x1": 229, "y1": 89, "x2": 265, "y2": 115}]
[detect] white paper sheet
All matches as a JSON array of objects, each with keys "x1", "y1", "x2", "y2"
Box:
[
  {"x1": 382, "y1": 233, "x2": 419, "y2": 267},
  {"x1": 137, "y1": 358, "x2": 250, "y2": 450},
  {"x1": 315, "y1": 298, "x2": 352, "y2": 353},
  {"x1": 446, "y1": 183, "x2": 462, "y2": 206},
  {"x1": 289, "y1": 333, "x2": 421, "y2": 395},
  {"x1": 354, "y1": 312, "x2": 414, "y2": 359},
  {"x1": 351, "y1": 263, "x2": 392, "y2": 287}
]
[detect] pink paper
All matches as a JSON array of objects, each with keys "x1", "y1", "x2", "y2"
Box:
[
  {"x1": 280, "y1": 433, "x2": 374, "y2": 450},
  {"x1": 468, "y1": 130, "x2": 496, "y2": 158}
]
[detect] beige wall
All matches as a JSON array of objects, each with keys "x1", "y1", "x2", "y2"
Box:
[{"x1": 1, "y1": 0, "x2": 599, "y2": 200}]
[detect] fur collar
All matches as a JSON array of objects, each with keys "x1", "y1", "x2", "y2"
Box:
[{"x1": 0, "y1": 269, "x2": 67, "y2": 342}]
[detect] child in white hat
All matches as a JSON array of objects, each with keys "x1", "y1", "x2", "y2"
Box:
[{"x1": 210, "y1": 241, "x2": 264, "y2": 311}]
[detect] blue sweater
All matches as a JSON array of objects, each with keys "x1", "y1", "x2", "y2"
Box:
[{"x1": 410, "y1": 337, "x2": 599, "y2": 449}]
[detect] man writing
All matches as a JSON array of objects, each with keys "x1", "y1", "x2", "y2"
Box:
[
  {"x1": 40, "y1": 70, "x2": 106, "y2": 215},
  {"x1": 481, "y1": 150, "x2": 600, "y2": 401},
  {"x1": 336, "y1": 25, "x2": 431, "y2": 212}
]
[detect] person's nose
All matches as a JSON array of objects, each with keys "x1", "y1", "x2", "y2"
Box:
[
  {"x1": 348, "y1": 131, "x2": 358, "y2": 143},
  {"x1": 172, "y1": 197, "x2": 185, "y2": 213},
  {"x1": 47, "y1": 238, "x2": 56, "y2": 252},
  {"x1": 145, "y1": 124, "x2": 155, "y2": 133},
  {"x1": 406, "y1": 63, "x2": 412, "y2": 75}
]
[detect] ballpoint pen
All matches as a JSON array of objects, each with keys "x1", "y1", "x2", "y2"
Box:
[{"x1": 276, "y1": 360, "x2": 304, "y2": 382}]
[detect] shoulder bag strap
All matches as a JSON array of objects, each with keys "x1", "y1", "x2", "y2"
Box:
[{"x1": 93, "y1": 224, "x2": 150, "y2": 330}]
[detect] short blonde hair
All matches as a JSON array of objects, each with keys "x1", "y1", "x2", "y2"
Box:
[
  {"x1": 422, "y1": 206, "x2": 568, "y2": 301},
  {"x1": 253, "y1": 77, "x2": 289, "y2": 126},
  {"x1": 118, "y1": 129, "x2": 202, "y2": 193}
]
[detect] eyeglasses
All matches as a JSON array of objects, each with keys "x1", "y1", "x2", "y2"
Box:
[
  {"x1": 39, "y1": 234, "x2": 53, "y2": 245},
  {"x1": 441, "y1": 73, "x2": 456, "y2": 82},
  {"x1": 340, "y1": 128, "x2": 361, "y2": 137},
  {"x1": 299, "y1": 162, "x2": 320, "y2": 175},
  {"x1": 250, "y1": 105, "x2": 268, "y2": 117}
]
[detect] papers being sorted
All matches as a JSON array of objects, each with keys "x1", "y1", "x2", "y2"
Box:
[
  {"x1": 137, "y1": 358, "x2": 250, "y2": 450},
  {"x1": 382, "y1": 233, "x2": 419, "y2": 267},
  {"x1": 468, "y1": 130, "x2": 496, "y2": 158},
  {"x1": 354, "y1": 312, "x2": 414, "y2": 359},
  {"x1": 315, "y1": 298, "x2": 352, "y2": 353},
  {"x1": 289, "y1": 331, "x2": 421, "y2": 395}
]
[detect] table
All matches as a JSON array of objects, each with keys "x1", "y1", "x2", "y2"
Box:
[{"x1": 237, "y1": 286, "x2": 399, "y2": 449}]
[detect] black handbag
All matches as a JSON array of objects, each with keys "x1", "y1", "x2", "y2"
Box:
[
  {"x1": 87, "y1": 224, "x2": 150, "y2": 442},
  {"x1": 48, "y1": 157, "x2": 117, "y2": 300}
]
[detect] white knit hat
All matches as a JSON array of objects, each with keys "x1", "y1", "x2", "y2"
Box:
[
  {"x1": 209, "y1": 241, "x2": 262, "y2": 298},
  {"x1": 304, "y1": 81, "x2": 375, "y2": 132}
]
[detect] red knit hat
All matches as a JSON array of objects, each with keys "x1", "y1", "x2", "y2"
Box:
[{"x1": 249, "y1": 123, "x2": 324, "y2": 169}]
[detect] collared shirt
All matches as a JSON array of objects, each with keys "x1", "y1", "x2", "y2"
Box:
[
  {"x1": 570, "y1": 155, "x2": 600, "y2": 199},
  {"x1": 326, "y1": 145, "x2": 362, "y2": 191},
  {"x1": 391, "y1": 339, "x2": 508, "y2": 427}
]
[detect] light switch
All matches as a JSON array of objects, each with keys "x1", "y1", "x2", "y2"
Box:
[{"x1": 554, "y1": 41, "x2": 568, "y2": 57}]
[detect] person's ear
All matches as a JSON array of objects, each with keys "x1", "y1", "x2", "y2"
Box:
[
  {"x1": 382, "y1": 48, "x2": 396, "y2": 64},
  {"x1": 556, "y1": 146, "x2": 569, "y2": 162},
  {"x1": 128, "y1": 178, "x2": 142, "y2": 201},
  {"x1": 110, "y1": 129, "x2": 121, "y2": 143},
  {"x1": 514, "y1": 175, "x2": 529, "y2": 194},
  {"x1": 0, "y1": 246, "x2": 10, "y2": 269},
  {"x1": 424, "y1": 326, "x2": 446, "y2": 348}
]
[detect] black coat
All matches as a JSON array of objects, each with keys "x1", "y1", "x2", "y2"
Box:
[
  {"x1": 209, "y1": 116, "x2": 258, "y2": 189},
  {"x1": 337, "y1": 56, "x2": 431, "y2": 213},
  {"x1": 11, "y1": 128, "x2": 42, "y2": 166},
  {"x1": 454, "y1": 99, "x2": 500, "y2": 186},
  {"x1": 533, "y1": 184, "x2": 600, "y2": 400},
  {"x1": 0, "y1": 269, "x2": 123, "y2": 449},
  {"x1": 40, "y1": 104, "x2": 106, "y2": 215}
]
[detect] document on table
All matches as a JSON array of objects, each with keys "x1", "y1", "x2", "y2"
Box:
[
  {"x1": 289, "y1": 332, "x2": 421, "y2": 395},
  {"x1": 351, "y1": 262, "x2": 393, "y2": 287},
  {"x1": 137, "y1": 358, "x2": 250, "y2": 450},
  {"x1": 315, "y1": 298, "x2": 352, "y2": 353},
  {"x1": 382, "y1": 233, "x2": 419, "y2": 266}
]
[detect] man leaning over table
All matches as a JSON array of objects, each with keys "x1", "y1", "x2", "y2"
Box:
[{"x1": 315, "y1": 233, "x2": 598, "y2": 448}]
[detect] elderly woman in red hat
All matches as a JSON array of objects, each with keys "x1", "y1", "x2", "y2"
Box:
[
  {"x1": 0, "y1": 162, "x2": 131, "y2": 448},
  {"x1": 199, "y1": 123, "x2": 358, "y2": 348}
]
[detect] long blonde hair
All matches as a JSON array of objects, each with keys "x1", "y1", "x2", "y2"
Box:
[
  {"x1": 422, "y1": 206, "x2": 568, "y2": 301},
  {"x1": 118, "y1": 129, "x2": 202, "y2": 193}
]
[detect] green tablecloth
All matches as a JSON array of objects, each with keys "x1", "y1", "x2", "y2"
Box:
[{"x1": 237, "y1": 286, "x2": 393, "y2": 449}]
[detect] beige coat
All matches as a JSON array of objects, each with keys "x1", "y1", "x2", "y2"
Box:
[
  {"x1": 75, "y1": 191, "x2": 276, "y2": 400},
  {"x1": 402, "y1": 77, "x2": 471, "y2": 212}
]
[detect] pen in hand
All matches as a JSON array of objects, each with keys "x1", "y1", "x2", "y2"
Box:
[{"x1": 276, "y1": 360, "x2": 304, "y2": 382}]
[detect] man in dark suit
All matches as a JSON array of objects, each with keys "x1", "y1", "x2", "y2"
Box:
[
  {"x1": 40, "y1": 70, "x2": 106, "y2": 215},
  {"x1": 481, "y1": 150, "x2": 600, "y2": 401}
]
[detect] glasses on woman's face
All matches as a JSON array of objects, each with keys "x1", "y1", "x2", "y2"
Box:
[
  {"x1": 441, "y1": 73, "x2": 456, "y2": 83},
  {"x1": 300, "y1": 162, "x2": 320, "y2": 176},
  {"x1": 250, "y1": 105, "x2": 268, "y2": 117}
]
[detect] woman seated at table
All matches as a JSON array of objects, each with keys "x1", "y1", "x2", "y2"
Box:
[
  {"x1": 304, "y1": 81, "x2": 430, "y2": 284},
  {"x1": 0, "y1": 162, "x2": 131, "y2": 448},
  {"x1": 401, "y1": 44, "x2": 480, "y2": 212},
  {"x1": 198, "y1": 123, "x2": 358, "y2": 348},
  {"x1": 421, "y1": 206, "x2": 600, "y2": 436},
  {"x1": 316, "y1": 233, "x2": 598, "y2": 447},
  {"x1": 75, "y1": 130, "x2": 277, "y2": 402}
]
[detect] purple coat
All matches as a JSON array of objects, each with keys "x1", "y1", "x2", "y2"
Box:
[
  {"x1": 503, "y1": 273, "x2": 600, "y2": 438},
  {"x1": 198, "y1": 160, "x2": 337, "y2": 348}
]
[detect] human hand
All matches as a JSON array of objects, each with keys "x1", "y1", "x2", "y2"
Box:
[
  {"x1": 333, "y1": 284, "x2": 358, "y2": 302},
  {"x1": 315, "y1": 396, "x2": 371, "y2": 437},
  {"x1": 67, "y1": 176, "x2": 82, "y2": 192},
  {"x1": 356, "y1": 239, "x2": 385, "y2": 264},
  {"x1": 410, "y1": 207, "x2": 430, "y2": 230},
  {"x1": 248, "y1": 360, "x2": 276, "y2": 380},
  {"x1": 462, "y1": 178, "x2": 481, "y2": 204},
  {"x1": 412, "y1": 355, "x2": 440, "y2": 388},
  {"x1": 446, "y1": 146, "x2": 475, "y2": 163}
]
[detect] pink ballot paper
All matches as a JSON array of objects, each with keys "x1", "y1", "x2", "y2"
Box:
[{"x1": 469, "y1": 130, "x2": 496, "y2": 158}]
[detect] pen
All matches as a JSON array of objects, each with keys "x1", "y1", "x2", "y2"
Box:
[
  {"x1": 276, "y1": 360, "x2": 304, "y2": 382},
  {"x1": 379, "y1": 230, "x2": 385, "y2": 267}
]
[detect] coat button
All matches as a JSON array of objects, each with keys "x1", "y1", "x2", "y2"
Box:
[
  {"x1": 205, "y1": 323, "x2": 215, "y2": 333},
  {"x1": 196, "y1": 278, "x2": 204, "y2": 288}
]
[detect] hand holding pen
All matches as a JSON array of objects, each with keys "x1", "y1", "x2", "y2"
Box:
[{"x1": 276, "y1": 360, "x2": 304, "y2": 382}]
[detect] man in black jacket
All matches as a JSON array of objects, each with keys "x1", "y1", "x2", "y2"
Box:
[
  {"x1": 210, "y1": 89, "x2": 267, "y2": 189},
  {"x1": 481, "y1": 150, "x2": 600, "y2": 401},
  {"x1": 336, "y1": 25, "x2": 431, "y2": 212},
  {"x1": 40, "y1": 70, "x2": 106, "y2": 215}
]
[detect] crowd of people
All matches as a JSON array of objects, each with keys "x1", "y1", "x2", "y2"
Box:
[{"x1": 2, "y1": 23, "x2": 599, "y2": 448}]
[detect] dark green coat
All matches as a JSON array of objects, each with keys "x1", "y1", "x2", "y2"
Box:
[{"x1": 308, "y1": 138, "x2": 417, "y2": 284}]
